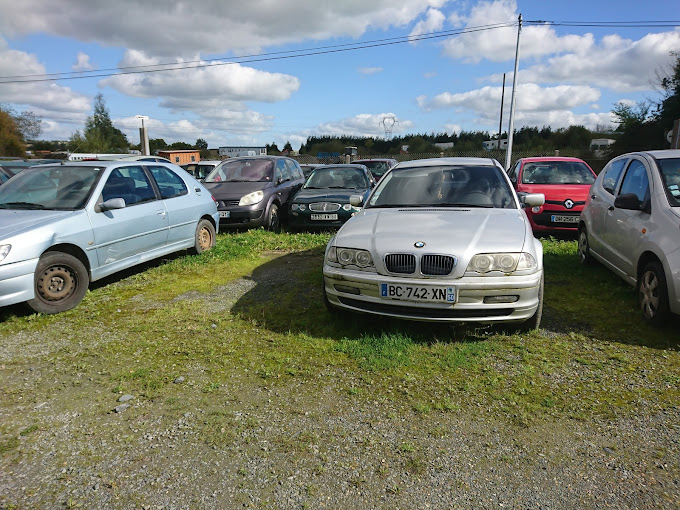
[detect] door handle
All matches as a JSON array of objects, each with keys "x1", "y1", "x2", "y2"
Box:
[
  {"x1": 607, "y1": 206, "x2": 614, "y2": 212},
  {"x1": 157, "y1": 210, "x2": 166, "y2": 217}
]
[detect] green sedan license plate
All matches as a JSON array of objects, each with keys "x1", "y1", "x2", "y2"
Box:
[
  {"x1": 311, "y1": 214, "x2": 338, "y2": 220},
  {"x1": 380, "y1": 283, "x2": 456, "y2": 303}
]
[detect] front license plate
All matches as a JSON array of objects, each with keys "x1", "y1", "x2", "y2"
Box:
[
  {"x1": 219, "y1": 211, "x2": 230, "y2": 218},
  {"x1": 551, "y1": 215, "x2": 579, "y2": 223},
  {"x1": 380, "y1": 283, "x2": 456, "y2": 303},
  {"x1": 311, "y1": 214, "x2": 338, "y2": 220}
]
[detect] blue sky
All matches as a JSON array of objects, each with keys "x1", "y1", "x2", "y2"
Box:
[{"x1": 0, "y1": 0, "x2": 678, "y2": 150}]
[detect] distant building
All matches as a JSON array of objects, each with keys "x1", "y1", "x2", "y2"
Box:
[
  {"x1": 157, "y1": 149, "x2": 201, "y2": 165},
  {"x1": 483, "y1": 139, "x2": 508, "y2": 150},
  {"x1": 434, "y1": 142, "x2": 454, "y2": 151},
  {"x1": 218, "y1": 146, "x2": 267, "y2": 158},
  {"x1": 590, "y1": 138, "x2": 615, "y2": 151}
]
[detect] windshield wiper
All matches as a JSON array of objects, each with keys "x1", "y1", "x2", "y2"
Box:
[{"x1": 0, "y1": 202, "x2": 46, "y2": 209}]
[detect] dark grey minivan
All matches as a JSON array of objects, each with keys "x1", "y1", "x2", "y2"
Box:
[{"x1": 202, "y1": 156, "x2": 305, "y2": 230}]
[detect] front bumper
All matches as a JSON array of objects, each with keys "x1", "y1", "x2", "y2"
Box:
[
  {"x1": 217, "y1": 207, "x2": 265, "y2": 228},
  {"x1": 289, "y1": 210, "x2": 355, "y2": 229},
  {"x1": 527, "y1": 209, "x2": 582, "y2": 232},
  {"x1": 323, "y1": 265, "x2": 542, "y2": 323},
  {"x1": 0, "y1": 258, "x2": 39, "y2": 308}
]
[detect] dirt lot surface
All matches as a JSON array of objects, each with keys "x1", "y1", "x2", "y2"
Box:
[{"x1": 1, "y1": 254, "x2": 679, "y2": 509}]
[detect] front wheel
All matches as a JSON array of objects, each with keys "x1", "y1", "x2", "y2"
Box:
[
  {"x1": 517, "y1": 274, "x2": 544, "y2": 332},
  {"x1": 577, "y1": 226, "x2": 594, "y2": 265},
  {"x1": 27, "y1": 252, "x2": 89, "y2": 314},
  {"x1": 265, "y1": 203, "x2": 280, "y2": 231},
  {"x1": 637, "y1": 261, "x2": 670, "y2": 326},
  {"x1": 192, "y1": 219, "x2": 216, "y2": 255}
]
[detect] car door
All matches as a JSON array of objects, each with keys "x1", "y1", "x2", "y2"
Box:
[
  {"x1": 87, "y1": 166, "x2": 169, "y2": 274},
  {"x1": 586, "y1": 157, "x2": 628, "y2": 255},
  {"x1": 272, "y1": 158, "x2": 294, "y2": 207},
  {"x1": 600, "y1": 157, "x2": 652, "y2": 279},
  {"x1": 146, "y1": 165, "x2": 197, "y2": 245}
]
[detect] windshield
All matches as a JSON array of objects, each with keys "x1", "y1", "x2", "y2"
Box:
[
  {"x1": 305, "y1": 167, "x2": 368, "y2": 189},
  {"x1": 204, "y1": 159, "x2": 273, "y2": 183},
  {"x1": 657, "y1": 157, "x2": 680, "y2": 207},
  {"x1": 357, "y1": 161, "x2": 392, "y2": 178},
  {"x1": 521, "y1": 161, "x2": 595, "y2": 185},
  {"x1": 367, "y1": 164, "x2": 516, "y2": 209},
  {"x1": 0, "y1": 165, "x2": 102, "y2": 210}
]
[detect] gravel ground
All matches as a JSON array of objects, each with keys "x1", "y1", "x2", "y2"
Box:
[{"x1": 1, "y1": 256, "x2": 679, "y2": 509}]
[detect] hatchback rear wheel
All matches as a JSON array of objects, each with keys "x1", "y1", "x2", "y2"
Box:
[
  {"x1": 192, "y1": 219, "x2": 216, "y2": 254},
  {"x1": 638, "y1": 261, "x2": 670, "y2": 326}
]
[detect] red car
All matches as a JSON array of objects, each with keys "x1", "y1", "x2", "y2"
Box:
[{"x1": 507, "y1": 157, "x2": 597, "y2": 233}]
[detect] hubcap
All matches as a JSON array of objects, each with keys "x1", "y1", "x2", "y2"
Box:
[
  {"x1": 37, "y1": 265, "x2": 75, "y2": 301},
  {"x1": 198, "y1": 226, "x2": 212, "y2": 251},
  {"x1": 577, "y1": 232, "x2": 588, "y2": 260},
  {"x1": 639, "y1": 270, "x2": 659, "y2": 319}
]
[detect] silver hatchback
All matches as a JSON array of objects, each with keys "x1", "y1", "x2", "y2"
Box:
[
  {"x1": 0, "y1": 161, "x2": 219, "y2": 314},
  {"x1": 578, "y1": 150, "x2": 680, "y2": 325}
]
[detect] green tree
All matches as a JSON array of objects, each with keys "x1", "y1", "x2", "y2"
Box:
[
  {"x1": 283, "y1": 141, "x2": 293, "y2": 153},
  {"x1": 69, "y1": 93, "x2": 129, "y2": 152},
  {"x1": 195, "y1": 138, "x2": 208, "y2": 150},
  {"x1": 169, "y1": 141, "x2": 192, "y2": 150},
  {"x1": 0, "y1": 106, "x2": 26, "y2": 156},
  {"x1": 149, "y1": 138, "x2": 167, "y2": 154}
]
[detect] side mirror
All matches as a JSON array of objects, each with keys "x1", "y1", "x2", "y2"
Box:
[
  {"x1": 614, "y1": 193, "x2": 643, "y2": 211},
  {"x1": 98, "y1": 198, "x2": 126, "y2": 212},
  {"x1": 520, "y1": 192, "x2": 545, "y2": 208},
  {"x1": 350, "y1": 195, "x2": 364, "y2": 207}
]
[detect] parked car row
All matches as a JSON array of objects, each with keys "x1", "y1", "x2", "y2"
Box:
[{"x1": 1, "y1": 151, "x2": 677, "y2": 329}]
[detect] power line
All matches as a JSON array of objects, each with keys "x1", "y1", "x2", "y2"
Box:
[{"x1": 0, "y1": 22, "x2": 516, "y2": 84}]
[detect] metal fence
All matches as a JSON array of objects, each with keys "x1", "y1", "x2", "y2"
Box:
[{"x1": 292, "y1": 149, "x2": 610, "y2": 174}]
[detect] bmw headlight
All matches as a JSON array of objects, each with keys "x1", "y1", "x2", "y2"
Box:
[
  {"x1": 326, "y1": 246, "x2": 373, "y2": 268},
  {"x1": 466, "y1": 252, "x2": 537, "y2": 274},
  {"x1": 0, "y1": 244, "x2": 10, "y2": 262},
  {"x1": 239, "y1": 190, "x2": 264, "y2": 206}
]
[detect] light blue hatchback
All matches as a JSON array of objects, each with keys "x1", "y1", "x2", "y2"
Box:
[{"x1": 0, "y1": 161, "x2": 219, "y2": 314}]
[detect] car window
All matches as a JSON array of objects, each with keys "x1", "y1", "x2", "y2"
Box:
[
  {"x1": 618, "y1": 160, "x2": 650, "y2": 204},
  {"x1": 508, "y1": 161, "x2": 520, "y2": 184},
  {"x1": 520, "y1": 161, "x2": 595, "y2": 185},
  {"x1": 656, "y1": 157, "x2": 680, "y2": 207},
  {"x1": 601, "y1": 158, "x2": 628, "y2": 195},
  {"x1": 102, "y1": 166, "x2": 157, "y2": 205},
  {"x1": 286, "y1": 159, "x2": 303, "y2": 180},
  {"x1": 276, "y1": 159, "x2": 291, "y2": 182},
  {"x1": 147, "y1": 165, "x2": 188, "y2": 199},
  {"x1": 204, "y1": 159, "x2": 273, "y2": 182}
]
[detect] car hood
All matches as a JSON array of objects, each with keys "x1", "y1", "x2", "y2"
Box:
[
  {"x1": 202, "y1": 181, "x2": 271, "y2": 199},
  {"x1": 0, "y1": 210, "x2": 77, "y2": 240},
  {"x1": 334, "y1": 207, "x2": 530, "y2": 263},
  {"x1": 518, "y1": 183, "x2": 592, "y2": 201},
  {"x1": 293, "y1": 188, "x2": 369, "y2": 203}
]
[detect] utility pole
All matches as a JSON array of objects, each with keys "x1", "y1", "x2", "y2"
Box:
[
  {"x1": 504, "y1": 14, "x2": 522, "y2": 170},
  {"x1": 136, "y1": 115, "x2": 150, "y2": 155},
  {"x1": 498, "y1": 73, "x2": 506, "y2": 150}
]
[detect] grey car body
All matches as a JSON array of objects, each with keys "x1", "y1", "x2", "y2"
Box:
[
  {"x1": 323, "y1": 157, "x2": 546, "y2": 326},
  {"x1": 578, "y1": 149, "x2": 680, "y2": 324},
  {"x1": 202, "y1": 156, "x2": 305, "y2": 230},
  {"x1": 0, "y1": 161, "x2": 219, "y2": 314}
]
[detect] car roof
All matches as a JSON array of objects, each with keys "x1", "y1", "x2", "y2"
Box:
[
  {"x1": 188, "y1": 160, "x2": 222, "y2": 165},
  {"x1": 395, "y1": 157, "x2": 501, "y2": 168},
  {"x1": 353, "y1": 158, "x2": 397, "y2": 162},
  {"x1": 518, "y1": 157, "x2": 588, "y2": 163},
  {"x1": 632, "y1": 149, "x2": 680, "y2": 160}
]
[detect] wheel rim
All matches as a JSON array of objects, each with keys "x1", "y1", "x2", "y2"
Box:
[
  {"x1": 639, "y1": 270, "x2": 659, "y2": 319},
  {"x1": 270, "y1": 207, "x2": 279, "y2": 229},
  {"x1": 36, "y1": 265, "x2": 76, "y2": 302},
  {"x1": 577, "y1": 231, "x2": 588, "y2": 261},
  {"x1": 197, "y1": 225, "x2": 213, "y2": 251}
]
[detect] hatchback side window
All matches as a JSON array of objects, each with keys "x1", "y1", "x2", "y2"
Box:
[
  {"x1": 102, "y1": 166, "x2": 156, "y2": 206},
  {"x1": 147, "y1": 165, "x2": 188, "y2": 199},
  {"x1": 286, "y1": 160, "x2": 303, "y2": 180},
  {"x1": 618, "y1": 160, "x2": 650, "y2": 204},
  {"x1": 601, "y1": 159, "x2": 627, "y2": 195},
  {"x1": 276, "y1": 159, "x2": 291, "y2": 182}
]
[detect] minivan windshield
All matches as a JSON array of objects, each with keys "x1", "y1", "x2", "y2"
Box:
[{"x1": 204, "y1": 159, "x2": 274, "y2": 183}]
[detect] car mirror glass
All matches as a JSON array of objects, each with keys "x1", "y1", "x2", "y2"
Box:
[{"x1": 99, "y1": 198, "x2": 126, "y2": 211}]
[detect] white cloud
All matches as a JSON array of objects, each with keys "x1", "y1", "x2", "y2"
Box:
[
  {"x1": 409, "y1": 8, "x2": 445, "y2": 44},
  {"x1": 358, "y1": 67, "x2": 384, "y2": 75},
  {"x1": 316, "y1": 113, "x2": 414, "y2": 137},
  {"x1": 0, "y1": 36, "x2": 91, "y2": 117},
  {"x1": 72, "y1": 52, "x2": 94, "y2": 71},
  {"x1": 444, "y1": 123, "x2": 462, "y2": 134},
  {"x1": 442, "y1": 0, "x2": 592, "y2": 63},
  {"x1": 0, "y1": 0, "x2": 449, "y2": 57}
]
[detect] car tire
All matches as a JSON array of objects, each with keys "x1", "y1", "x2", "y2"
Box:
[
  {"x1": 265, "y1": 203, "x2": 280, "y2": 231},
  {"x1": 577, "y1": 226, "x2": 594, "y2": 265},
  {"x1": 27, "y1": 252, "x2": 89, "y2": 314},
  {"x1": 517, "y1": 274, "x2": 544, "y2": 332},
  {"x1": 637, "y1": 261, "x2": 670, "y2": 326},
  {"x1": 191, "y1": 219, "x2": 216, "y2": 255}
]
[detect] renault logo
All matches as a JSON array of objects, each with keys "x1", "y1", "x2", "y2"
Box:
[
  {"x1": 564, "y1": 199, "x2": 574, "y2": 209},
  {"x1": 414, "y1": 241, "x2": 425, "y2": 248}
]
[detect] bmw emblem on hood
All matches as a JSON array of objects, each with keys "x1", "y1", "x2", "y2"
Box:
[
  {"x1": 564, "y1": 199, "x2": 574, "y2": 209},
  {"x1": 414, "y1": 241, "x2": 426, "y2": 248}
]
